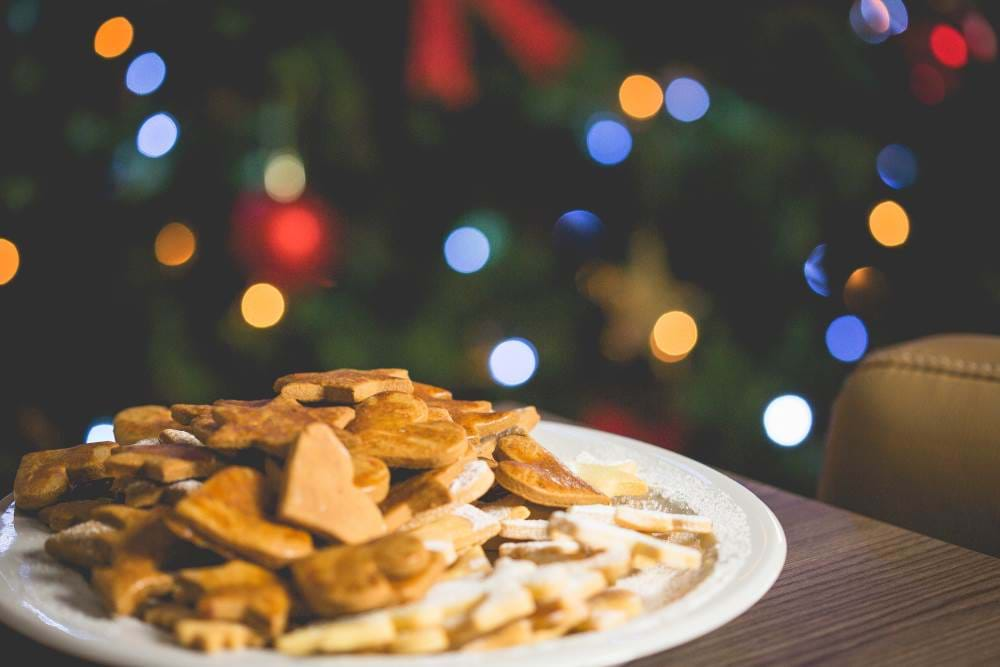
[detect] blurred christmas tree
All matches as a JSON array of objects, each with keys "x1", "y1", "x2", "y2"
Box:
[{"x1": 2, "y1": 1, "x2": 999, "y2": 495}]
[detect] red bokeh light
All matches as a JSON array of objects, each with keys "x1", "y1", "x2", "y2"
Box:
[
  {"x1": 963, "y1": 13, "x2": 998, "y2": 63},
  {"x1": 930, "y1": 24, "x2": 968, "y2": 69},
  {"x1": 910, "y1": 63, "x2": 946, "y2": 105},
  {"x1": 267, "y1": 207, "x2": 324, "y2": 264}
]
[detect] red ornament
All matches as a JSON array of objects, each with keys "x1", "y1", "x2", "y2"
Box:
[
  {"x1": 580, "y1": 401, "x2": 685, "y2": 453},
  {"x1": 230, "y1": 193, "x2": 341, "y2": 289},
  {"x1": 407, "y1": 0, "x2": 577, "y2": 109}
]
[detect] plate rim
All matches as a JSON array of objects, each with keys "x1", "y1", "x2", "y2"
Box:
[{"x1": 0, "y1": 420, "x2": 786, "y2": 667}]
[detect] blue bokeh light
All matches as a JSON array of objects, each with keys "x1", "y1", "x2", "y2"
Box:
[
  {"x1": 554, "y1": 209, "x2": 603, "y2": 254},
  {"x1": 804, "y1": 244, "x2": 830, "y2": 297},
  {"x1": 763, "y1": 395, "x2": 813, "y2": 447},
  {"x1": 585, "y1": 119, "x2": 632, "y2": 166},
  {"x1": 136, "y1": 113, "x2": 178, "y2": 158},
  {"x1": 876, "y1": 144, "x2": 917, "y2": 189},
  {"x1": 444, "y1": 226, "x2": 491, "y2": 274},
  {"x1": 826, "y1": 315, "x2": 869, "y2": 363},
  {"x1": 664, "y1": 78, "x2": 710, "y2": 122},
  {"x1": 85, "y1": 420, "x2": 115, "y2": 444},
  {"x1": 126, "y1": 52, "x2": 167, "y2": 95},
  {"x1": 849, "y1": 0, "x2": 907, "y2": 44},
  {"x1": 489, "y1": 338, "x2": 539, "y2": 387}
]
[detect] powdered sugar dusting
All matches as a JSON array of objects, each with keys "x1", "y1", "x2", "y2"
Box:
[{"x1": 453, "y1": 504, "x2": 500, "y2": 533}]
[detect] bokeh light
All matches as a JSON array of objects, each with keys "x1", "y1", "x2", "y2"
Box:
[
  {"x1": 94, "y1": 17, "x2": 133, "y2": 59},
  {"x1": 264, "y1": 152, "x2": 306, "y2": 203},
  {"x1": 618, "y1": 74, "x2": 663, "y2": 120},
  {"x1": 488, "y1": 338, "x2": 538, "y2": 387},
  {"x1": 763, "y1": 395, "x2": 813, "y2": 447},
  {"x1": 444, "y1": 226, "x2": 491, "y2": 274},
  {"x1": 860, "y1": 0, "x2": 890, "y2": 34},
  {"x1": 826, "y1": 315, "x2": 869, "y2": 363},
  {"x1": 910, "y1": 63, "x2": 946, "y2": 105},
  {"x1": 803, "y1": 244, "x2": 830, "y2": 297},
  {"x1": 154, "y1": 222, "x2": 196, "y2": 267},
  {"x1": 664, "y1": 78, "x2": 710, "y2": 122},
  {"x1": 241, "y1": 283, "x2": 285, "y2": 328},
  {"x1": 267, "y1": 206, "x2": 324, "y2": 264},
  {"x1": 136, "y1": 113, "x2": 179, "y2": 158},
  {"x1": 963, "y1": 12, "x2": 998, "y2": 62},
  {"x1": 459, "y1": 210, "x2": 510, "y2": 259},
  {"x1": 125, "y1": 52, "x2": 166, "y2": 95},
  {"x1": 876, "y1": 144, "x2": 917, "y2": 189},
  {"x1": 85, "y1": 420, "x2": 115, "y2": 444},
  {"x1": 844, "y1": 266, "x2": 889, "y2": 315},
  {"x1": 585, "y1": 118, "x2": 632, "y2": 166},
  {"x1": 849, "y1": 0, "x2": 907, "y2": 43},
  {"x1": 868, "y1": 200, "x2": 909, "y2": 247},
  {"x1": 0, "y1": 238, "x2": 20, "y2": 285},
  {"x1": 651, "y1": 311, "x2": 698, "y2": 360},
  {"x1": 553, "y1": 209, "x2": 603, "y2": 255},
  {"x1": 930, "y1": 24, "x2": 968, "y2": 69},
  {"x1": 7, "y1": 0, "x2": 39, "y2": 34}
]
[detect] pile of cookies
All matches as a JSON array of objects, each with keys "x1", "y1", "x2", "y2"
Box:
[{"x1": 12, "y1": 368, "x2": 714, "y2": 654}]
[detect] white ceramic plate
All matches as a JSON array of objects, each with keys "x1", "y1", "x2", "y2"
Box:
[{"x1": 0, "y1": 421, "x2": 785, "y2": 666}]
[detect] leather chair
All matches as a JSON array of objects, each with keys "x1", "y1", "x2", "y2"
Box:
[{"x1": 819, "y1": 334, "x2": 1000, "y2": 557}]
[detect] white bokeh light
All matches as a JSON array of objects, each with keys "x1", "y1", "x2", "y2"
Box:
[
  {"x1": 762, "y1": 395, "x2": 813, "y2": 447},
  {"x1": 85, "y1": 421, "x2": 115, "y2": 443},
  {"x1": 489, "y1": 338, "x2": 538, "y2": 387},
  {"x1": 444, "y1": 226, "x2": 491, "y2": 274}
]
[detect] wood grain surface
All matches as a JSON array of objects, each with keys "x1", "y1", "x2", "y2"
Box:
[
  {"x1": 630, "y1": 477, "x2": 1000, "y2": 666},
  {"x1": 3, "y1": 470, "x2": 1000, "y2": 665}
]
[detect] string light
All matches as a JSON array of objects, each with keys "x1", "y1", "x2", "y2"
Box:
[
  {"x1": 264, "y1": 152, "x2": 306, "y2": 203},
  {"x1": 241, "y1": 283, "x2": 285, "y2": 328},
  {"x1": 85, "y1": 420, "x2": 115, "y2": 443},
  {"x1": 0, "y1": 238, "x2": 19, "y2": 285},
  {"x1": 553, "y1": 209, "x2": 603, "y2": 255},
  {"x1": 876, "y1": 144, "x2": 917, "y2": 190},
  {"x1": 868, "y1": 200, "x2": 909, "y2": 247},
  {"x1": 826, "y1": 315, "x2": 869, "y2": 363},
  {"x1": 664, "y1": 78, "x2": 710, "y2": 122},
  {"x1": 763, "y1": 395, "x2": 813, "y2": 447},
  {"x1": 650, "y1": 311, "x2": 698, "y2": 361},
  {"x1": 125, "y1": 52, "x2": 166, "y2": 95},
  {"x1": 803, "y1": 244, "x2": 829, "y2": 297},
  {"x1": 137, "y1": 113, "x2": 179, "y2": 158},
  {"x1": 618, "y1": 74, "x2": 663, "y2": 120},
  {"x1": 94, "y1": 17, "x2": 133, "y2": 59},
  {"x1": 844, "y1": 267, "x2": 889, "y2": 315},
  {"x1": 154, "y1": 223, "x2": 196, "y2": 267},
  {"x1": 444, "y1": 227, "x2": 491, "y2": 274},
  {"x1": 585, "y1": 118, "x2": 632, "y2": 166},
  {"x1": 930, "y1": 25, "x2": 968, "y2": 69},
  {"x1": 488, "y1": 338, "x2": 538, "y2": 387}
]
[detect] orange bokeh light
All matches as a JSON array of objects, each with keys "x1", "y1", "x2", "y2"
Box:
[
  {"x1": 94, "y1": 17, "x2": 134, "y2": 59},
  {"x1": 651, "y1": 311, "x2": 698, "y2": 361},
  {"x1": 241, "y1": 283, "x2": 285, "y2": 328},
  {"x1": 619, "y1": 74, "x2": 663, "y2": 120},
  {"x1": 154, "y1": 222, "x2": 197, "y2": 267},
  {"x1": 868, "y1": 200, "x2": 910, "y2": 247},
  {"x1": 0, "y1": 238, "x2": 20, "y2": 285}
]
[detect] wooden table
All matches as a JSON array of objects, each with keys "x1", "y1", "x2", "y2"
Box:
[{"x1": 4, "y1": 477, "x2": 1000, "y2": 665}]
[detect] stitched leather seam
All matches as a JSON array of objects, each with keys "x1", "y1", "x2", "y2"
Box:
[{"x1": 857, "y1": 350, "x2": 1000, "y2": 381}]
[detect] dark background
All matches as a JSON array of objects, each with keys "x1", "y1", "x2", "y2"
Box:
[{"x1": 2, "y1": 1, "x2": 998, "y2": 496}]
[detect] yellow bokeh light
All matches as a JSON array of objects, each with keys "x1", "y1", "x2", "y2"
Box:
[
  {"x1": 868, "y1": 200, "x2": 910, "y2": 247},
  {"x1": 651, "y1": 310, "x2": 698, "y2": 360},
  {"x1": 94, "y1": 17, "x2": 134, "y2": 59},
  {"x1": 241, "y1": 283, "x2": 285, "y2": 328},
  {"x1": 844, "y1": 266, "x2": 888, "y2": 314},
  {"x1": 154, "y1": 222, "x2": 197, "y2": 267},
  {"x1": 264, "y1": 152, "x2": 306, "y2": 203},
  {"x1": 0, "y1": 238, "x2": 20, "y2": 285},
  {"x1": 619, "y1": 74, "x2": 664, "y2": 120}
]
